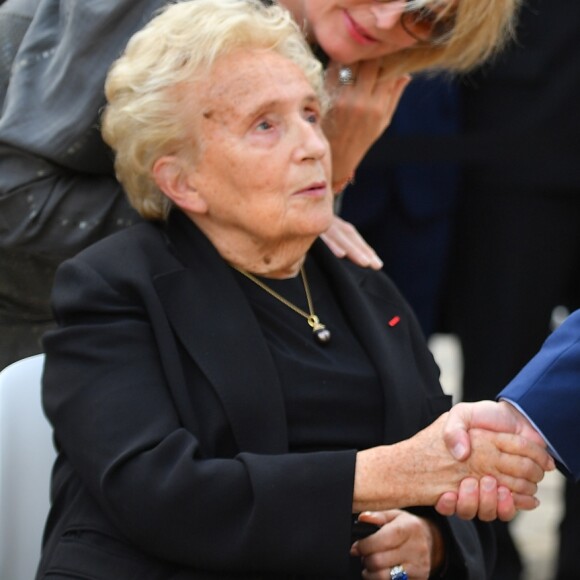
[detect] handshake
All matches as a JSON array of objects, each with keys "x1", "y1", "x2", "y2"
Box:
[
  {"x1": 432, "y1": 400, "x2": 554, "y2": 521},
  {"x1": 353, "y1": 400, "x2": 556, "y2": 521}
]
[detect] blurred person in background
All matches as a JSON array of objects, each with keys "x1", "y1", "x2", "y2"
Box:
[
  {"x1": 444, "y1": 1, "x2": 580, "y2": 577},
  {"x1": 340, "y1": 74, "x2": 460, "y2": 338}
]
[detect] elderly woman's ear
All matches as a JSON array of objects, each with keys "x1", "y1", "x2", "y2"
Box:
[{"x1": 153, "y1": 156, "x2": 208, "y2": 215}]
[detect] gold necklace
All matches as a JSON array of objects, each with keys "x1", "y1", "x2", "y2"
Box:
[{"x1": 233, "y1": 265, "x2": 331, "y2": 345}]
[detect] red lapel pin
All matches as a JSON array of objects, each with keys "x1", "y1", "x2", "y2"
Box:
[{"x1": 388, "y1": 316, "x2": 401, "y2": 327}]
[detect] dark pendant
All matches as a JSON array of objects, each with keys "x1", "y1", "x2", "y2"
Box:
[
  {"x1": 308, "y1": 315, "x2": 331, "y2": 345},
  {"x1": 313, "y1": 326, "x2": 331, "y2": 345}
]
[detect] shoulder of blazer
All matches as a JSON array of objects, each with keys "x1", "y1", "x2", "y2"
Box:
[
  {"x1": 67, "y1": 220, "x2": 183, "y2": 282},
  {"x1": 310, "y1": 239, "x2": 411, "y2": 311},
  {"x1": 59, "y1": 215, "x2": 291, "y2": 453}
]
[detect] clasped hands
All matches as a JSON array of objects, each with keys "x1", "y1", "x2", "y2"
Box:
[
  {"x1": 432, "y1": 400, "x2": 555, "y2": 521},
  {"x1": 354, "y1": 402, "x2": 553, "y2": 521},
  {"x1": 350, "y1": 403, "x2": 552, "y2": 577}
]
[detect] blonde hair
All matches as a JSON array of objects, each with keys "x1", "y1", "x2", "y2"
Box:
[
  {"x1": 380, "y1": 0, "x2": 522, "y2": 77},
  {"x1": 102, "y1": 0, "x2": 328, "y2": 220}
]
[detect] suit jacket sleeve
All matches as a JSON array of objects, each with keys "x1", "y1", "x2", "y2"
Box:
[{"x1": 498, "y1": 309, "x2": 580, "y2": 480}]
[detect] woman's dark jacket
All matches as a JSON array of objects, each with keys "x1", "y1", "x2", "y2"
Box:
[{"x1": 37, "y1": 212, "x2": 494, "y2": 579}]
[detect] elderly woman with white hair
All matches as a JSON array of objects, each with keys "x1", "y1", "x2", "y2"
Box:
[{"x1": 36, "y1": 1, "x2": 550, "y2": 579}]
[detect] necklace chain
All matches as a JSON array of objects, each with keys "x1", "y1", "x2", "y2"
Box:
[{"x1": 232, "y1": 264, "x2": 331, "y2": 344}]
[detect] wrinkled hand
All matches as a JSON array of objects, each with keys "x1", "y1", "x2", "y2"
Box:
[
  {"x1": 434, "y1": 401, "x2": 554, "y2": 520},
  {"x1": 320, "y1": 215, "x2": 383, "y2": 269},
  {"x1": 323, "y1": 60, "x2": 410, "y2": 190},
  {"x1": 351, "y1": 510, "x2": 437, "y2": 580},
  {"x1": 354, "y1": 413, "x2": 553, "y2": 513}
]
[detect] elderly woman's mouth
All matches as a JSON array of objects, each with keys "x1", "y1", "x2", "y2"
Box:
[{"x1": 293, "y1": 181, "x2": 328, "y2": 196}]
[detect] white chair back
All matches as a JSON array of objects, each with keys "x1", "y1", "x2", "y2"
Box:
[{"x1": 0, "y1": 354, "x2": 56, "y2": 580}]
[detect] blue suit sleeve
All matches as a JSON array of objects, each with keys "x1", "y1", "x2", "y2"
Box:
[{"x1": 498, "y1": 310, "x2": 580, "y2": 480}]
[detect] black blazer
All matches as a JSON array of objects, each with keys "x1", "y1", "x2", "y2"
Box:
[{"x1": 38, "y1": 211, "x2": 493, "y2": 579}]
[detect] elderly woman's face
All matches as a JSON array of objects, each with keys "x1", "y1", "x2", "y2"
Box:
[
  {"x1": 181, "y1": 49, "x2": 333, "y2": 245},
  {"x1": 303, "y1": 0, "x2": 452, "y2": 64}
]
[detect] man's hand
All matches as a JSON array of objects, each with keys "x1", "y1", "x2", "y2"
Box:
[
  {"x1": 353, "y1": 413, "x2": 553, "y2": 513},
  {"x1": 434, "y1": 401, "x2": 555, "y2": 520},
  {"x1": 443, "y1": 401, "x2": 549, "y2": 461},
  {"x1": 435, "y1": 476, "x2": 535, "y2": 521}
]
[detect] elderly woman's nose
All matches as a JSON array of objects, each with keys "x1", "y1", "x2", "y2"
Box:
[
  {"x1": 370, "y1": 0, "x2": 406, "y2": 30},
  {"x1": 295, "y1": 120, "x2": 327, "y2": 160}
]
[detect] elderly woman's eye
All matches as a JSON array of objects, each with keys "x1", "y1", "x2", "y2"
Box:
[
  {"x1": 305, "y1": 110, "x2": 320, "y2": 124},
  {"x1": 256, "y1": 120, "x2": 273, "y2": 131}
]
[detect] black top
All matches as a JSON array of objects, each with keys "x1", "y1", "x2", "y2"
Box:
[{"x1": 233, "y1": 258, "x2": 384, "y2": 453}]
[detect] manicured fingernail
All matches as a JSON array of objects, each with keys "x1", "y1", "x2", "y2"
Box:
[{"x1": 498, "y1": 487, "x2": 510, "y2": 501}]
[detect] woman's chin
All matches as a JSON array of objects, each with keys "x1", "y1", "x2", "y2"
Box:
[{"x1": 309, "y1": 215, "x2": 335, "y2": 238}]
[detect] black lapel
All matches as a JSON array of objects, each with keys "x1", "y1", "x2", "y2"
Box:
[
  {"x1": 310, "y1": 241, "x2": 424, "y2": 443},
  {"x1": 152, "y1": 212, "x2": 288, "y2": 454}
]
